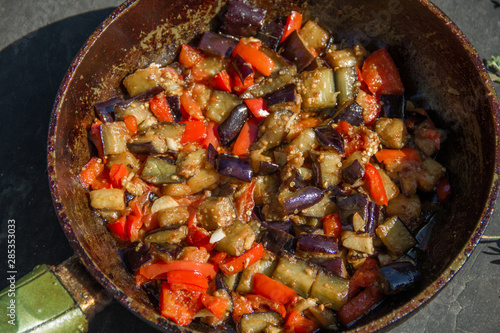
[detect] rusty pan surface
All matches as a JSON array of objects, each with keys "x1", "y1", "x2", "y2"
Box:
[{"x1": 47, "y1": 0, "x2": 500, "y2": 331}]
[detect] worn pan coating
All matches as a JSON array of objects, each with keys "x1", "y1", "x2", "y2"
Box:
[{"x1": 47, "y1": 0, "x2": 500, "y2": 332}]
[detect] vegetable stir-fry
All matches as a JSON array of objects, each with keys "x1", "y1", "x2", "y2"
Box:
[{"x1": 79, "y1": 0, "x2": 449, "y2": 330}]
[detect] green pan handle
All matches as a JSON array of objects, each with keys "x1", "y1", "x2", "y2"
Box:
[{"x1": 0, "y1": 256, "x2": 112, "y2": 333}]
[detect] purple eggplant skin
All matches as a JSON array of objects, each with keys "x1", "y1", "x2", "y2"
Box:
[
  {"x1": 264, "y1": 84, "x2": 296, "y2": 107},
  {"x1": 284, "y1": 169, "x2": 307, "y2": 190},
  {"x1": 380, "y1": 94, "x2": 405, "y2": 119},
  {"x1": 217, "y1": 104, "x2": 250, "y2": 146},
  {"x1": 232, "y1": 54, "x2": 254, "y2": 82},
  {"x1": 207, "y1": 143, "x2": 219, "y2": 167},
  {"x1": 221, "y1": 0, "x2": 267, "y2": 38},
  {"x1": 131, "y1": 86, "x2": 165, "y2": 101},
  {"x1": 297, "y1": 234, "x2": 339, "y2": 254},
  {"x1": 256, "y1": 21, "x2": 284, "y2": 51},
  {"x1": 342, "y1": 159, "x2": 364, "y2": 185},
  {"x1": 121, "y1": 243, "x2": 153, "y2": 273},
  {"x1": 314, "y1": 125, "x2": 345, "y2": 154},
  {"x1": 365, "y1": 201, "x2": 380, "y2": 237},
  {"x1": 334, "y1": 101, "x2": 364, "y2": 126},
  {"x1": 264, "y1": 221, "x2": 294, "y2": 234},
  {"x1": 165, "y1": 95, "x2": 182, "y2": 122},
  {"x1": 280, "y1": 30, "x2": 315, "y2": 72},
  {"x1": 380, "y1": 262, "x2": 421, "y2": 294},
  {"x1": 94, "y1": 96, "x2": 124, "y2": 122},
  {"x1": 197, "y1": 31, "x2": 238, "y2": 58},
  {"x1": 217, "y1": 154, "x2": 253, "y2": 182},
  {"x1": 261, "y1": 222, "x2": 297, "y2": 255},
  {"x1": 312, "y1": 257, "x2": 348, "y2": 278},
  {"x1": 259, "y1": 161, "x2": 280, "y2": 175},
  {"x1": 336, "y1": 193, "x2": 369, "y2": 225},
  {"x1": 283, "y1": 186, "x2": 324, "y2": 214}
]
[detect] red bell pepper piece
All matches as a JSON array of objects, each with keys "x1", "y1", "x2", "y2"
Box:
[
  {"x1": 219, "y1": 243, "x2": 265, "y2": 275},
  {"x1": 364, "y1": 163, "x2": 389, "y2": 206},
  {"x1": 232, "y1": 117, "x2": 259, "y2": 156},
  {"x1": 253, "y1": 273, "x2": 297, "y2": 304},
  {"x1": 336, "y1": 121, "x2": 366, "y2": 156},
  {"x1": 125, "y1": 202, "x2": 143, "y2": 242},
  {"x1": 167, "y1": 270, "x2": 209, "y2": 292},
  {"x1": 232, "y1": 42, "x2": 275, "y2": 76},
  {"x1": 180, "y1": 91, "x2": 204, "y2": 120},
  {"x1": 179, "y1": 44, "x2": 204, "y2": 68},
  {"x1": 186, "y1": 226, "x2": 215, "y2": 252},
  {"x1": 244, "y1": 98, "x2": 269, "y2": 120},
  {"x1": 150, "y1": 93, "x2": 174, "y2": 122},
  {"x1": 123, "y1": 114, "x2": 138, "y2": 136},
  {"x1": 79, "y1": 156, "x2": 105, "y2": 188},
  {"x1": 375, "y1": 148, "x2": 421, "y2": 168},
  {"x1": 287, "y1": 117, "x2": 323, "y2": 141},
  {"x1": 348, "y1": 257, "x2": 379, "y2": 298},
  {"x1": 201, "y1": 294, "x2": 229, "y2": 319},
  {"x1": 280, "y1": 11, "x2": 303, "y2": 43},
  {"x1": 138, "y1": 260, "x2": 217, "y2": 280},
  {"x1": 436, "y1": 176, "x2": 451, "y2": 203},
  {"x1": 234, "y1": 181, "x2": 256, "y2": 224},
  {"x1": 232, "y1": 72, "x2": 254, "y2": 94},
  {"x1": 180, "y1": 120, "x2": 207, "y2": 144},
  {"x1": 231, "y1": 293, "x2": 254, "y2": 323},
  {"x1": 284, "y1": 310, "x2": 318, "y2": 333},
  {"x1": 90, "y1": 168, "x2": 112, "y2": 190},
  {"x1": 323, "y1": 212, "x2": 342, "y2": 239},
  {"x1": 202, "y1": 121, "x2": 220, "y2": 149},
  {"x1": 246, "y1": 294, "x2": 287, "y2": 318},
  {"x1": 210, "y1": 69, "x2": 232, "y2": 93},
  {"x1": 356, "y1": 89, "x2": 381, "y2": 126},
  {"x1": 107, "y1": 216, "x2": 127, "y2": 240},
  {"x1": 160, "y1": 282, "x2": 204, "y2": 326},
  {"x1": 109, "y1": 163, "x2": 128, "y2": 189},
  {"x1": 209, "y1": 251, "x2": 228, "y2": 265},
  {"x1": 361, "y1": 48, "x2": 404, "y2": 95},
  {"x1": 338, "y1": 285, "x2": 384, "y2": 327}
]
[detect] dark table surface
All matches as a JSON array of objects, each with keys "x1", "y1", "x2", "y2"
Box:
[{"x1": 0, "y1": 0, "x2": 499, "y2": 332}]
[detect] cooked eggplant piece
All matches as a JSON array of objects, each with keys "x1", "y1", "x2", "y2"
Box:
[
  {"x1": 123, "y1": 64, "x2": 163, "y2": 96},
  {"x1": 256, "y1": 21, "x2": 284, "y2": 51},
  {"x1": 376, "y1": 216, "x2": 417, "y2": 257},
  {"x1": 131, "y1": 86, "x2": 165, "y2": 102},
  {"x1": 186, "y1": 167, "x2": 219, "y2": 194},
  {"x1": 240, "y1": 69, "x2": 295, "y2": 99},
  {"x1": 232, "y1": 54, "x2": 254, "y2": 83},
  {"x1": 114, "y1": 100, "x2": 153, "y2": 127},
  {"x1": 342, "y1": 159, "x2": 364, "y2": 185},
  {"x1": 272, "y1": 255, "x2": 318, "y2": 298},
  {"x1": 217, "y1": 104, "x2": 249, "y2": 146},
  {"x1": 375, "y1": 117, "x2": 409, "y2": 149},
  {"x1": 127, "y1": 133, "x2": 167, "y2": 154},
  {"x1": 122, "y1": 243, "x2": 153, "y2": 272},
  {"x1": 165, "y1": 95, "x2": 182, "y2": 122},
  {"x1": 380, "y1": 94, "x2": 405, "y2": 118},
  {"x1": 325, "y1": 49, "x2": 358, "y2": 68},
  {"x1": 259, "y1": 161, "x2": 279, "y2": 175},
  {"x1": 310, "y1": 150, "x2": 343, "y2": 189},
  {"x1": 144, "y1": 225, "x2": 188, "y2": 244},
  {"x1": 157, "y1": 206, "x2": 190, "y2": 227},
  {"x1": 150, "y1": 195, "x2": 178, "y2": 214},
  {"x1": 215, "y1": 221, "x2": 256, "y2": 256},
  {"x1": 217, "y1": 154, "x2": 253, "y2": 182},
  {"x1": 341, "y1": 231, "x2": 375, "y2": 254},
  {"x1": 333, "y1": 101, "x2": 364, "y2": 126},
  {"x1": 334, "y1": 66, "x2": 358, "y2": 106},
  {"x1": 236, "y1": 260, "x2": 262, "y2": 294},
  {"x1": 212, "y1": 182, "x2": 235, "y2": 197},
  {"x1": 283, "y1": 169, "x2": 307, "y2": 190},
  {"x1": 418, "y1": 158, "x2": 446, "y2": 192},
  {"x1": 312, "y1": 257, "x2": 348, "y2": 279},
  {"x1": 90, "y1": 188, "x2": 125, "y2": 211},
  {"x1": 206, "y1": 143, "x2": 218, "y2": 167},
  {"x1": 288, "y1": 128, "x2": 318, "y2": 157},
  {"x1": 301, "y1": 195, "x2": 336, "y2": 218},
  {"x1": 261, "y1": 222, "x2": 297, "y2": 255},
  {"x1": 380, "y1": 262, "x2": 421, "y2": 294},
  {"x1": 264, "y1": 84, "x2": 296, "y2": 107},
  {"x1": 310, "y1": 270, "x2": 349, "y2": 310},
  {"x1": 314, "y1": 125, "x2": 344, "y2": 154},
  {"x1": 259, "y1": 46, "x2": 295, "y2": 74},
  {"x1": 100, "y1": 121, "x2": 130, "y2": 155},
  {"x1": 221, "y1": 0, "x2": 267, "y2": 38},
  {"x1": 297, "y1": 234, "x2": 339, "y2": 254},
  {"x1": 197, "y1": 196, "x2": 237, "y2": 231},
  {"x1": 252, "y1": 110, "x2": 294, "y2": 151},
  {"x1": 282, "y1": 186, "x2": 324, "y2": 214},
  {"x1": 299, "y1": 20, "x2": 330, "y2": 54},
  {"x1": 298, "y1": 67, "x2": 337, "y2": 111},
  {"x1": 386, "y1": 193, "x2": 421, "y2": 227},
  {"x1": 254, "y1": 174, "x2": 280, "y2": 205},
  {"x1": 140, "y1": 156, "x2": 185, "y2": 185},
  {"x1": 239, "y1": 312, "x2": 283, "y2": 333},
  {"x1": 336, "y1": 193, "x2": 369, "y2": 225},
  {"x1": 152, "y1": 122, "x2": 186, "y2": 152},
  {"x1": 94, "y1": 96, "x2": 123, "y2": 122},
  {"x1": 197, "y1": 31, "x2": 238, "y2": 58},
  {"x1": 365, "y1": 201, "x2": 380, "y2": 237},
  {"x1": 177, "y1": 148, "x2": 206, "y2": 179},
  {"x1": 280, "y1": 30, "x2": 315, "y2": 72},
  {"x1": 106, "y1": 151, "x2": 141, "y2": 173}
]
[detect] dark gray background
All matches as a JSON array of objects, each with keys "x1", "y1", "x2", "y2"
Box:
[{"x1": 0, "y1": 0, "x2": 498, "y2": 332}]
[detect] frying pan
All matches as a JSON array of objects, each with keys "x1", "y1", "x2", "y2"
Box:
[{"x1": 1, "y1": 0, "x2": 499, "y2": 332}]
